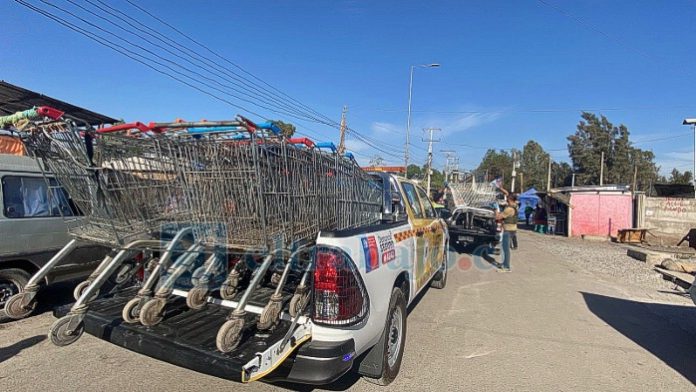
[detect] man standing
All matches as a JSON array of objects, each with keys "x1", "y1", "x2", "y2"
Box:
[
  {"x1": 524, "y1": 202, "x2": 534, "y2": 227},
  {"x1": 497, "y1": 194, "x2": 518, "y2": 272}
]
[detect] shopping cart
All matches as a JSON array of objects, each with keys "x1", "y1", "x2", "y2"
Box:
[
  {"x1": 120, "y1": 120, "x2": 383, "y2": 352},
  {"x1": 3, "y1": 115, "x2": 196, "y2": 345}
]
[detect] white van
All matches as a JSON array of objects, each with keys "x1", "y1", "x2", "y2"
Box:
[{"x1": 0, "y1": 154, "x2": 106, "y2": 319}]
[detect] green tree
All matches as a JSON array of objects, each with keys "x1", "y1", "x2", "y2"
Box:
[
  {"x1": 519, "y1": 140, "x2": 550, "y2": 190},
  {"x1": 669, "y1": 168, "x2": 693, "y2": 184},
  {"x1": 407, "y1": 164, "x2": 423, "y2": 179},
  {"x1": 551, "y1": 161, "x2": 573, "y2": 188},
  {"x1": 476, "y1": 149, "x2": 513, "y2": 189},
  {"x1": 272, "y1": 120, "x2": 296, "y2": 138},
  {"x1": 567, "y1": 112, "x2": 658, "y2": 191}
]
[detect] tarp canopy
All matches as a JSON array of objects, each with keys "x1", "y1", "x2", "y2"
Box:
[{"x1": 518, "y1": 187, "x2": 540, "y2": 219}]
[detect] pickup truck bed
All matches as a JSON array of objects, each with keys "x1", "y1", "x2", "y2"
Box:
[{"x1": 54, "y1": 287, "x2": 295, "y2": 382}]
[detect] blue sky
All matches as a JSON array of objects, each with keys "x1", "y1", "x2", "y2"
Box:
[{"x1": 2, "y1": 0, "x2": 696, "y2": 174}]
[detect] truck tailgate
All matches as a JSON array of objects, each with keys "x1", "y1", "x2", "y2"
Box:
[{"x1": 54, "y1": 289, "x2": 297, "y2": 382}]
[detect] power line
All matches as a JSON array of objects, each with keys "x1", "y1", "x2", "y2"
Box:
[{"x1": 14, "y1": 0, "x2": 404, "y2": 160}]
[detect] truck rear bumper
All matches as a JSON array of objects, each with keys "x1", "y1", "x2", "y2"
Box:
[{"x1": 268, "y1": 339, "x2": 356, "y2": 385}]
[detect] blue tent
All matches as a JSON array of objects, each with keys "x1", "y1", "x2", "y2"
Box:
[{"x1": 517, "y1": 187, "x2": 540, "y2": 220}]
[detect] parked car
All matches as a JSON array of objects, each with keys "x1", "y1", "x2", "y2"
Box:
[{"x1": 0, "y1": 154, "x2": 108, "y2": 320}]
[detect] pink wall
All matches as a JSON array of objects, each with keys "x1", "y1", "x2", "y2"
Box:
[{"x1": 570, "y1": 193, "x2": 633, "y2": 237}]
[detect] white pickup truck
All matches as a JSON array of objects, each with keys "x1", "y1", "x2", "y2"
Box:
[{"x1": 56, "y1": 172, "x2": 449, "y2": 386}]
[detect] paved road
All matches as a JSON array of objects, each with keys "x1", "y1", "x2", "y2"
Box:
[{"x1": 1, "y1": 232, "x2": 695, "y2": 391}]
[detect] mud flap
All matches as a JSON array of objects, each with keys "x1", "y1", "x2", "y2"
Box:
[{"x1": 241, "y1": 323, "x2": 312, "y2": 383}]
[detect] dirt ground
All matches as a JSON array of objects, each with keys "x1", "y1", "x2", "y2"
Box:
[{"x1": 1, "y1": 231, "x2": 695, "y2": 391}]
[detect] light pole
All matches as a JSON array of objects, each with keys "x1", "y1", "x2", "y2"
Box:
[
  {"x1": 682, "y1": 118, "x2": 696, "y2": 199},
  {"x1": 405, "y1": 63, "x2": 440, "y2": 177}
]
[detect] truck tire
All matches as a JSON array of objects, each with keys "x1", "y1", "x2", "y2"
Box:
[
  {"x1": 430, "y1": 250, "x2": 448, "y2": 289},
  {"x1": 364, "y1": 287, "x2": 407, "y2": 386},
  {"x1": 0, "y1": 268, "x2": 31, "y2": 321}
]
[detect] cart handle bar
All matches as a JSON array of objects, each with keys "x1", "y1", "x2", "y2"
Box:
[{"x1": 288, "y1": 137, "x2": 315, "y2": 148}]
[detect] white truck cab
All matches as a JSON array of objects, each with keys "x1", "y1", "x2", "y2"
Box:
[{"x1": 274, "y1": 172, "x2": 449, "y2": 385}]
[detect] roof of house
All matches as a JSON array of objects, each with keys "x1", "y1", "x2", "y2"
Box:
[{"x1": 0, "y1": 81, "x2": 117, "y2": 125}]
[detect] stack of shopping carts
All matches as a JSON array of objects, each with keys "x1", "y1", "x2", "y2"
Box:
[
  {"x1": 4, "y1": 108, "x2": 382, "y2": 353},
  {"x1": 448, "y1": 177, "x2": 498, "y2": 207}
]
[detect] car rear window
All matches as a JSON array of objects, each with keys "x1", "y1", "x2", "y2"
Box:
[{"x1": 2, "y1": 176, "x2": 75, "y2": 218}]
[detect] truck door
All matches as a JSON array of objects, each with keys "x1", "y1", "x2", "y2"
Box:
[{"x1": 399, "y1": 182, "x2": 442, "y2": 292}]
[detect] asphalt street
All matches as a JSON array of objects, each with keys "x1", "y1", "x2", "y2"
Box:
[{"x1": 1, "y1": 231, "x2": 695, "y2": 391}]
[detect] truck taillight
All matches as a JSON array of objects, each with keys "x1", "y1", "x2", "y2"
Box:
[{"x1": 312, "y1": 247, "x2": 369, "y2": 326}]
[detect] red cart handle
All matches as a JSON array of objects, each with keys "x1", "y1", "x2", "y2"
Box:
[{"x1": 288, "y1": 137, "x2": 315, "y2": 148}]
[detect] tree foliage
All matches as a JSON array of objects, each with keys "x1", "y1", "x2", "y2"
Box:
[
  {"x1": 519, "y1": 140, "x2": 550, "y2": 190},
  {"x1": 668, "y1": 168, "x2": 693, "y2": 185},
  {"x1": 567, "y1": 112, "x2": 658, "y2": 191},
  {"x1": 272, "y1": 120, "x2": 296, "y2": 138},
  {"x1": 476, "y1": 149, "x2": 513, "y2": 189}
]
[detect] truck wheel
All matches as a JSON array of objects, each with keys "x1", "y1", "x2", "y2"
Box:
[
  {"x1": 364, "y1": 287, "x2": 407, "y2": 386},
  {"x1": 430, "y1": 250, "x2": 448, "y2": 289},
  {"x1": 0, "y1": 268, "x2": 31, "y2": 321}
]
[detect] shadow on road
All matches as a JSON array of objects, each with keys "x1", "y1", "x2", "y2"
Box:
[
  {"x1": 0, "y1": 335, "x2": 46, "y2": 363},
  {"x1": 582, "y1": 292, "x2": 696, "y2": 385}
]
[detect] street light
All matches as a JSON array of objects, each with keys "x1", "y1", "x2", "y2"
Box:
[
  {"x1": 405, "y1": 63, "x2": 440, "y2": 177},
  {"x1": 682, "y1": 118, "x2": 696, "y2": 199}
]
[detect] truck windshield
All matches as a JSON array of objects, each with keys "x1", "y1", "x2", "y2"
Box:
[
  {"x1": 416, "y1": 186, "x2": 436, "y2": 219},
  {"x1": 401, "y1": 182, "x2": 424, "y2": 219}
]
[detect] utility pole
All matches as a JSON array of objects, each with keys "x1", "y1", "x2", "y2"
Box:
[
  {"x1": 632, "y1": 164, "x2": 638, "y2": 192},
  {"x1": 441, "y1": 150, "x2": 458, "y2": 182},
  {"x1": 600, "y1": 151, "x2": 605, "y2": 186},
  {"x1": 546, "y1": 158, "x2": 552, "y2": 192},
  {"x1": 423, "y1": 128, "x2": 441, "y2": 195},
  {"x1": 337, "y1": 105, "x2": 348, "y2": 155},
  {"x1": 571, "y1": 173, "x2": 576, "y2": 187},
  {"x1": 520, "y1": 172, "x2": 525, "y2": 192},
  {"x1": 510, "y1": 150, "x2": 519, "y2": 193}
]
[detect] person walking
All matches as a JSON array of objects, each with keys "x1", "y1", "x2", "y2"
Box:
[
  {"x1": 524, "y1": 202, "x2": 534, "y2": 227},
  {"x1": 496, "y1": 193, "x2": 519, "y2": 272},
  {"x1": 534, "y1": 205, "x2": 548, "y2": 234}
]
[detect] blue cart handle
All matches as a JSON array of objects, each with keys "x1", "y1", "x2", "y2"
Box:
[{"x1": 315, "y1": 141, "x2": 337, "y2": 152}]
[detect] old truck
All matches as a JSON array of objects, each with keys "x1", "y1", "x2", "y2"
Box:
[
  {"x1": 442, "y1": 181, "x2": 501, "y2": 254},
  {"x1": 55, "y1": 172, "x2": 449, "y2": 386}
]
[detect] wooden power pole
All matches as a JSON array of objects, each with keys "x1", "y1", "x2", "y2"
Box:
[{"x1": 337, "y1": 105, "x2": 348, "y2": 155}]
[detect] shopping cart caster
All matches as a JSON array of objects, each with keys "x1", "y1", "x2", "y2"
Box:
[
  {"x1": 73, "y1": 281, "x2": 99, "y2": 302},
  {"x1": 4, "y1": 292, "x2": 37, "y2": 319},
  {"x1": 186, "y1": 287, "x2": 209, "y2": 310},
  {"x1": 289, "y1": 288, "x2": 309, "y2": 319},
  {"x1": 257, "y1": 294, "x2": 283, "y2": 330},
  {"x1": 220, "y1": 272, "x2": 240, "y2": 300},
  {"x1": 139, "y1": 298, "x2": 166, "y2": 327},
  {"x1": 216, "y1": 318, "x2": 245, "y2": 353},
  {"x1": 121, "y1": 297, "x2": 144, "y2": 324},
  {"x1": 49, "y1": 315, "x2": 84, "y2": 347}
]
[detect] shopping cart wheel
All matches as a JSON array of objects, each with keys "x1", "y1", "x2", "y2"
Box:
[
  {"x1": 216, "y1": 318, "x2": 244, "y2": 353},
  {"x1": 73, "y1": 281, "x2": 99, "y2": 302},
  {"x1": 186, "y1": 287, "x2": 209, "y2": 310},
  {"x1": 49, "y1": 315, "x2": 84, "y2": 347},
  {"x1": 139, "y1": 298, "x2": 166, "y2": 327},
  {"x1": 289, "y1": 290, "x2": 309, "y2": 319},
  {"x1": 4, "y1": 292, "x2": 37, "y2": 319},
  {"x1": 122, "y1": 297, "x2": 143, "y2": 324},
  {"x1": 257, "y1": 299, "x2": 282, "y2": 330},
  {"x1": 220, "y1": 272, "x2": 240, "y2": 300}
]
